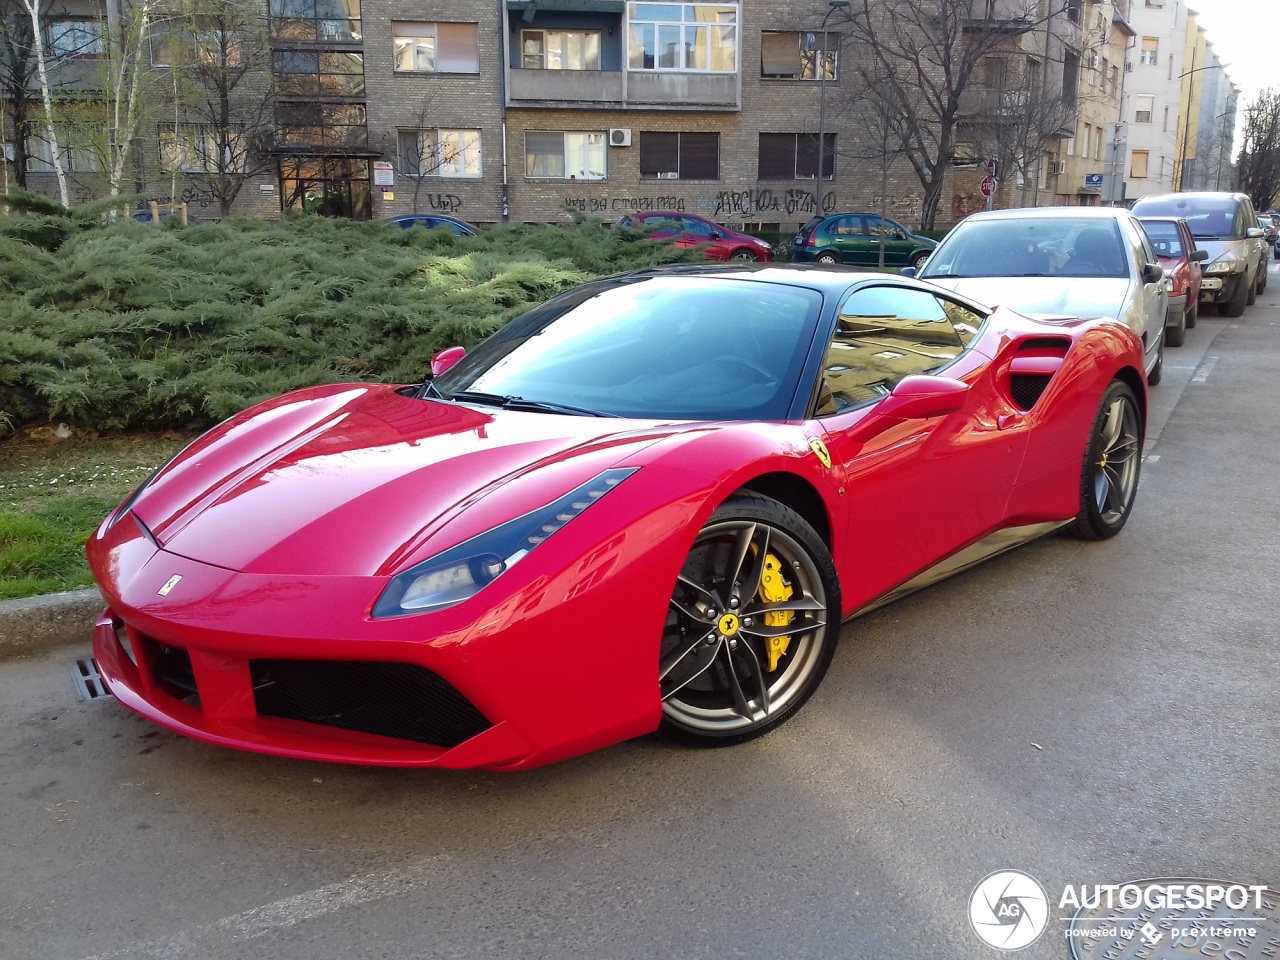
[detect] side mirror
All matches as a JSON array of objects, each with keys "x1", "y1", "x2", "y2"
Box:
[
  {"x1": 1246, "y1": 227, "x2": 1265, "y2": 239},
  {"x1": 877, "y1": 375, "x2": 969, "y2": 420},
  {"x1": 1191, "y1": 249, "x2": 1208, "y2": 262},
  {"x1": 1142, "y1": 262, "x2": 1164, "y2": 283},
  {"x1": 431, "y1": 345, "x2": 466, "y2": 377},
  {"x1": 899, "y1": 266, "x2": 917, "y2": 278},
  {"x1": 708, "y1": 231, "x2": 722, "y2": 240}
]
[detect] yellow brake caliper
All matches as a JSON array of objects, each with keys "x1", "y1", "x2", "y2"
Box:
[{"x1": 759, "y1": 554, "x2": 795, "y2": 671}]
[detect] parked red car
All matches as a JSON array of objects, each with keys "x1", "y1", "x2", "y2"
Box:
[
  {"x1": 618, "y1": 212, "x2": 774, "y2": 261},
  {"x1": 1139, "y1": 216, "x2": 1206, "y2": 347}
]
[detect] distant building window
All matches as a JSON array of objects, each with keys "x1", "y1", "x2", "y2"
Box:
[
  {"x1": 1130, "y1": 149, "x2": 1149, "y2": 178},
  {"x1": 47, "y1": 19, "x2": 104, "y2": 57},
  {"x1": 521, "y1": 29, "x2": 600, "y2": 70},
  {"x1": 758, "y1": 132, "x2": 835, "y2": 180},
  {"x1": 639, "y1": 131, "x2": 719, "y2": 180},
  {"x1": 627, "y1": 2, "x2": 737, "y2": 72},
  {"x1": 1139, "y1": 37, "x2": 1158, "y2": 65},
  {"x1": 392, "y1": 22, "x2": 479, "y2": 73},
  {"x1": 273, "y1": 50, "x2": 364, "y2": 96},
  {"x1": 760, "y1": 31, "x2": 837, "y2": 80},
  {"x1": 276, "y1": 102, "x2": 368, "y2": 150},
  {"x1": 160, "y1": 124, "x2": 247, "y2": 173},
  {"x1": 26, "y1": 129, "x2": 99, "y2": 172},
  {"x1": 525, "y1": 131, "x2": 606, "y2": 180},
  {"x1": 269, "y1": 0, "x2": 361, "y2": 43},
  {"x1": 1134, "y1": 95, "x2": 1154, "y2": 123},
  {"x1": 398, "y1": 129, "x2": 482, "y2": 177},
  {"x1": 1066, "y1": 136, "x2": 1075, "y2": 157}
]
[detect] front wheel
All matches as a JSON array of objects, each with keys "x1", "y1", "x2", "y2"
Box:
[
  {"x1": 1186, "y1": 298, "x2": 1198, "y2": 328},
  {"x1": 909, "y1": 250, "x2": 930, "y2": 269},
  {"x1": 729, "y1": 248, "x2": 762, "y2": 262},
  {"x1": 1067, "y1": 380, "x2": 1143, "y2": 540},
  {"x1": 1147, "y1": 337, "x2": 1163, "y2": 386},
  {"x1": 1164, "y1": 302, "x2": 1186, "y2": 347},
  {"x1": 659, "y1": 496, "x2": 840, "y2": 746},
  {"x1": 1247, "y1": 268, "x2": 1258, "y2": 305}
]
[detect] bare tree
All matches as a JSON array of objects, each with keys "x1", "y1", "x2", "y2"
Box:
[
  {"x1": 158, "y1": 0, "x2": 274, "y2": 216},
  {"x1": 18, "y1": 0, "x2": 68, "y2": 204},
  {"x1": 1235, "y1": 89, "x2": 1280, "y2": 213},
  {"x1": 392, "y1": 106, "x2": 480, "y2": 214},
  {"x1": 0, "y1": 0, "x2": 44, "y2": 188},
  {"x1": 839, "y1": 0, "x2": 1064, "y2": 228}
]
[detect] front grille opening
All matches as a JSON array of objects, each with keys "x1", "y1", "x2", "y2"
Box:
[
  {"x1": 153, "y1": 644, "x2": 199, "y2": 704},
  {"x1": 68, "y1": 658, "x2": 112, "y2": 702},
  {"x1": 1010, "y1": 373, "x2": 1053, "y2": 411},
  {"x1": 250, "y1": 660, "x2": 492, "y2": 748}
]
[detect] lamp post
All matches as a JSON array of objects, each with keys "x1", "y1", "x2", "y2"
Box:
[
  {"x1": 1174, "y1": 57, "x2": 1227, "y2": 191},
  {"x1": 815, "y1": 0, "x2": 849, "y2": 209}
]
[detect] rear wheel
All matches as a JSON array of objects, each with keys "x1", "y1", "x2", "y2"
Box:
[
  {"x1": 1067, "y1": 380, "x2": 1143, "y2": 540},
  {"x1": 1247, "y1": 268, "x2": 1258, "y2": 305},
  {"x1": 1164, "y1": 302, "x2": 1186, "y2": 347},
  {"x1": 659, "y1": 496, "x2": 840, "y2": 747},
  {"x1": 815, "y1": 251, "x2": 839, "y2": 266}
]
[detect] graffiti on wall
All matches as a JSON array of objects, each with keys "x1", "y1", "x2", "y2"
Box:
[
  {"x1": 421, "y1": 193, "x2": 464, "y2": 213},
  {"x1": 563, "y1": 196, "x2": 687, "y2": 213},
  {"x1": 713, "y1": 188, "x2": 836, "y2": 218},
  {"x1": 952, "y1": 193, "x2": 985, "y2": 217}
]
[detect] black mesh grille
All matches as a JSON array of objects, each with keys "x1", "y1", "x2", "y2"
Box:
[
  {"x1": 153, "y1": 643, "x2": 199, "y2": 702},
  {"x1": 250, "y1": 660, "x2": 491, "y2": 748},
  {"x1": 1010, "y1": 373, "x2": 1052, "y2": 411}
]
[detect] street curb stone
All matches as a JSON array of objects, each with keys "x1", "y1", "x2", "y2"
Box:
[{"x1": 0, "y1": 588, "x2": 102, "y2": 659}]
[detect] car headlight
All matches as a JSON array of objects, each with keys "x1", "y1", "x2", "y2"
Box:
[
  {"x1": 372, "y1": 468, "x2": 637, "y2": 618},
  {"x1": 1203, "y1": 259, "x2": 1238, "y2": 274}
]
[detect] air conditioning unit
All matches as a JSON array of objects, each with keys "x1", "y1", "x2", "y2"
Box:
[
  {"x1": 1052, "y1": 160, "x2": 1067, "y2": 174},
  {"x1": 608, "y1": 128, "x2": 632, "y2": 147},
  {"x1": 1124, "y1": 61, "x2": 1133, "y2": 72}
]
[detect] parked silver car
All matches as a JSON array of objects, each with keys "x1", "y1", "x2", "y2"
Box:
[{"x1": 910, "y1": 207, "x2": 1168, "y2": 384}]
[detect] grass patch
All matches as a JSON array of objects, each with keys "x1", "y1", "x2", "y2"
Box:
[{"x1": 0, "y1": 431, "x2": 191, "y2": 598}]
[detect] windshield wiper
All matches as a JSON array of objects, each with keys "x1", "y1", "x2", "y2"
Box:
[{"x1": 449, "y1": 390, "x2": 617, "y2": 418}]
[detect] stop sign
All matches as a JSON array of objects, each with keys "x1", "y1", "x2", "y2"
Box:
[{"x1": 980, "y1": 176, "x2": 995, "y2": 197}]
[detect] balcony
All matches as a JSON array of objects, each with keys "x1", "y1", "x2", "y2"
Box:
[
  {"x1": 964, "y1": 0, "x2": 1036, "y2": 31},
  {"x1": 1111, "y1": 0, "x2": 1135, "y2": 36},
  {"x1": 506, "y1": 69, "x2": 739, "y2": 110}
]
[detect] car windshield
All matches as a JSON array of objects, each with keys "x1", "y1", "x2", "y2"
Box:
[
  {"x1": 1140, "y1": 220, "x2": 1184, "y2": 258},
  {"x1": 920, "y1": 217, "x2": 1129, "y2": 280},
  {"x1": 432, "y1": 275, "x2": 823, "y2": 420},
  {"x1": 1132, "y1": 197, "x2": 1238, "y2": 240}
]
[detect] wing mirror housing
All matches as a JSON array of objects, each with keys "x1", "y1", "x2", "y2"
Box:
[
  {"x1": 431, "y1": 345, "x2": 467, "y2": 377},
  {"x1": 1246, "y1": 227, "x2": 1265, "y2": 239},
  {"x1": 899, "y1": 266, "x2": 917, "y2": 278},
  {"x1": 1142, "y1": 262, "x2": 1164, "y2": 283},
  {"x1": 708, "y1": 230, "x2": 722, "y2": 240},
  {"x1": 1191, "y1": 249, "x2": 1208, "y2": 262},
  {"x1": 878, "y1": 375, "x2": 969, "y2": 420}
]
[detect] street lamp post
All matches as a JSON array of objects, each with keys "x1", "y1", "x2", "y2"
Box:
[
  {"x1": 1174, "y1": 56, "x2": 1227, "y2": 191},
  {"x1": 815, "y1": 0, "x2": 850, "y2": 210}
]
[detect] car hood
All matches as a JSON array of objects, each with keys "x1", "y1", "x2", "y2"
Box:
[
  {"x1": 129, "y1": 385, "x2": 670, "y2": 577},
  {"x1": 924, "y1": 276, "x2": 1133, "y2": 321},
  {"x1": 1193, "y1": 238, "x2": 1249, "y2": 265}
]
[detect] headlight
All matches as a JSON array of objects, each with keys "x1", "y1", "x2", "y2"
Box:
[
  {"x1": 372, "y1": 468, "x2": 637, "y2": 618},
  {"x1": 1203, "y1": 260, "x2": 1238, "y2": 274}
]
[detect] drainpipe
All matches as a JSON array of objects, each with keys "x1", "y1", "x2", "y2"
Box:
[{"x1": 497, "y1": 0, "x2": 510, "y2": 221}]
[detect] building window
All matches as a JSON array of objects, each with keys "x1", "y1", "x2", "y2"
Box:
[
  {"x1": 269, "y1": 0, "x2": 361, "y2": 43},
  {"x1": 758, "y1": 132, "x2": 835, "y2": 180},
  {"x1": 160, "y1": 124, "x2": 246, "y2": 173},
  {"x1": 47, "y1": 19, "x2": 105, "y2": 57},
  {"x1": 276, "y1": 102, "x2": 368, "y2": 149},
  {"x1": 639, "y1": 131, "x2": 718, "y2": 180},
  {"x1": 1134, "y1": 95, "x2": 1154, "y2": 123},
  {"x1": 26, "y1": 131, "x2": 99, "y2": 172},
  {"x1": 525, "y1": 131, "x2": 606, "y2": 179},
  {"x1": 627, "y1": 2, "x2": 737, "y2": 72},
  {"x1": 1062, "y1": 49, "x2": 1079, "y2": 103},
  {"x1": 393, "y1": 22, "x2": 480, "y2": 73},
  {"x1": 273, "y1": 50, "x2": 364, "y2": 95},
  {"x1": 153, "y1": 25, "x2": 245, "y2": 68},
  {"x1": 760, "y1": 31, "x2": 836, "y2": 80},
  {"x1": 1066, "y1": 136, "x2": 1074, "y2": 157},
  {"x1": 1139, "y1": 37, "x2": 1158, "y2": 65},
  {"x1": 1108, "y1": 65, "x2": 1117, "y2": 96},
  {"x1": 1130, "y1": 149, "x2": 1149, "y2": 178},
  {"x1": 521, "y1": 29, "x2": 600, "y2": 70},
  {"x1": 398, "y1": 129, "x2": 482, "y2": 177}
]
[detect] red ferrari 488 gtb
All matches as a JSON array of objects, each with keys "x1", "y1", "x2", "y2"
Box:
[{"x1": 88, "y1": 265, "x2": 1146, "y2": 769}]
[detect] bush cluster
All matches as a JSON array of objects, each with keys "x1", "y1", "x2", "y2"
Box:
[{"x1": 0, "y1": 208, "x2": 694, "y2": 434}]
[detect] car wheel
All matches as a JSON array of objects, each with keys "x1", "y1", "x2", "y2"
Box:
[
  {"x1": 730, "y1": 248, "x2": 762, "y2": 262},
  {"x1": 658, "y1": 495, "x2": 840, "y2": 747},
  {"x1": 1186, "y1": 299, "x2": 1198, "y2": 328},
  {"x1": 1067, "y1": 380, "x2": 1143, "y2": 540},
  {"x1": 1258, "y1": 263, "x2": 1267, "y2": 293},
  {"x1": 1247, "y1": 269, "x2": 1257, "y2": 305},
  {"x1": 1222, "y1": 275, "x2": 1248, "y2": 317},
  {"x1": 1164, "y1": 302, "x2": 1186, "y2": 347},
  {"x1": 1147, "y1": 336, "x2": 1163, "y2": 386},
  {"x1": 815, "y1": 252, "x2": 839, "y2": 266},
  {"x1": 909, "y1": 251, "x2": 930, "y2": 269}
]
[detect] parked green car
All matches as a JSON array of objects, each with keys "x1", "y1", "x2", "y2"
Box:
[{"x1": 792, "y1": 213, "x2": 936, "y2": 268}]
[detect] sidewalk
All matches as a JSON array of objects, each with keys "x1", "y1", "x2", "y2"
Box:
[{"x1": 0, "y1": 587, "x2": 100, "y2": 658}]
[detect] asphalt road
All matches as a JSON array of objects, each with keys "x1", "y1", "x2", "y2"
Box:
[{"x1": 3, "y1": 264, "x2": 1278, "y2": 960}]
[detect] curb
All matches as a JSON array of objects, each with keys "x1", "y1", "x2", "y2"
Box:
[{"x1": 0, "y1": 587, "x2": 102, "y2": 659}]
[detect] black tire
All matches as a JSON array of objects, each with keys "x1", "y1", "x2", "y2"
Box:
[
  {"x1": 1247, "y1": 268, "x2": 1257, "y2": 305},
  {"x1": 1223, "y1": 275, "x2": 1248, "y2": 317},
  {"x1": 1164, "y1": 302, "x2": 1186, "y2": 347},
  {"x1": 1258, "y1": 262, "x2": 1267, "y2": 293},
  {"x1": 658, "y1": 495, "x2": 840, "y2": 747},
  {"x1": 1067, "y1": 380, "x2": 1143, "y2": 540},
  {"x1": 815, "y1": 251, "x2": 839, "y2": 266},
  {"x1": 729, "y1": 248, "x2": 761, "y2": 262},
  {"x1": 1186, "y1": 298, "x2": 1198, "y2": 328},
  {"x1": 1147, "y1": 337, "x2": 1163, "y2": 386}
]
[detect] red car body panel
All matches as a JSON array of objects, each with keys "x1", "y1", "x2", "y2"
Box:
[
  {"x1": 1141, "y1": 216, "x2": 1203, "y2": 306},
  {"x1": 624, "y1": 212, "x2": 774, "y2": 261},
  {"x1": 89, "y1": 276, "x2": 1145, "y2": 770}
]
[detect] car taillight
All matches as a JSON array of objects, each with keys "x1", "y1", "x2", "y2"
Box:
[{"x1": 806, "y1": 233, "x2": 817, "y2": 246}]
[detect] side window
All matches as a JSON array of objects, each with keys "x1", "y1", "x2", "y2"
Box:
[
  {"x1": 1134, "y1": 223, "x2": 1157, "y2": 267},
  {"x1": 682, "y1": 217, "x2": 714, "y2": 238},
  {"x1": 829, "y1": 216, "x2": 861, "y2": 236},
  {"x1": 816, "y1": 286, "x2": 970, "y2": 415}
]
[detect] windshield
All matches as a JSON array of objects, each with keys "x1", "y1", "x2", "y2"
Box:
[
  {"x1": 1139, "y1": 220, "x2": 1184, "y2": 258},
  {"x1": 1131, "y1": 197, "x2": 1240, "y2": 240},
  {"x1": 920, "y1": 217, "x2": 1130, "y2": 280},
  {"x1": 433, "y1": 275, "x2": 823, "y2": 420}
]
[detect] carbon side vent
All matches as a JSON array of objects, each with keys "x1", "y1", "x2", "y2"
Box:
[
  {"x1": 1010, "y1": 373, "x2": 1053, "y2": 411},
  {"x1": 1008, "y1": 338, "x2": 1071, "y2": 411}
]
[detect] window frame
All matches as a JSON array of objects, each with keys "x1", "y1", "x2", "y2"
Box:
[
  {"x1": 626, "y1": 2, "x2": 738, "y2": 74},
  {"x1": 520, "y1": 28, "x2": 601, "y2": 70},
  {"x1": 638, "y1": 131, "x2": 719, "y2": 180},
  {"x1": 47, "y1": 18, "x2": 105, "y2": 58},
  {"x1": 397, "y1": 128, "x2": 483, "y2": 178},
  {"x1": 524, "y1": 130, "x2": 607, "y2": 180},
  {"x1": 758, "y1": 132, "x2": 835, "y2": 181},
  {"x1": 759, "y1": 30, "x2": 837, "y2": 81},
  {"x1": 392, "y1": 21, "x2": 480, "y2": 74}
]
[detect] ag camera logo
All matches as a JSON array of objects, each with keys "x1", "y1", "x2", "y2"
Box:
[{"x1": 969, "y1": 870, "x2": 1050, "y2": 950}]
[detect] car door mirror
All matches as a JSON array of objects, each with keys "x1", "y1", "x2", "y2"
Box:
[
  {"x1": 1246, "y1": 227, "x2": 1265, "y2": 239},
  {"x1": 431, "y1": 345, "x2": 467, "y2": 377},
  {"x1": 878, "y1": 375, "x2": 969, "y2": 420},
  {"x1": 1142, "y1": 262, "x2": 1164, "y2": 283},
  {"x1": 1191, "y1": 249, "x2": 1208, "y2": 262},
  {"x1": 899, "y1": 267, "x2": 917, "y2": 278},
  {"x1": 708, "y1": 230, "x2": 722, "y2": 240}
]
